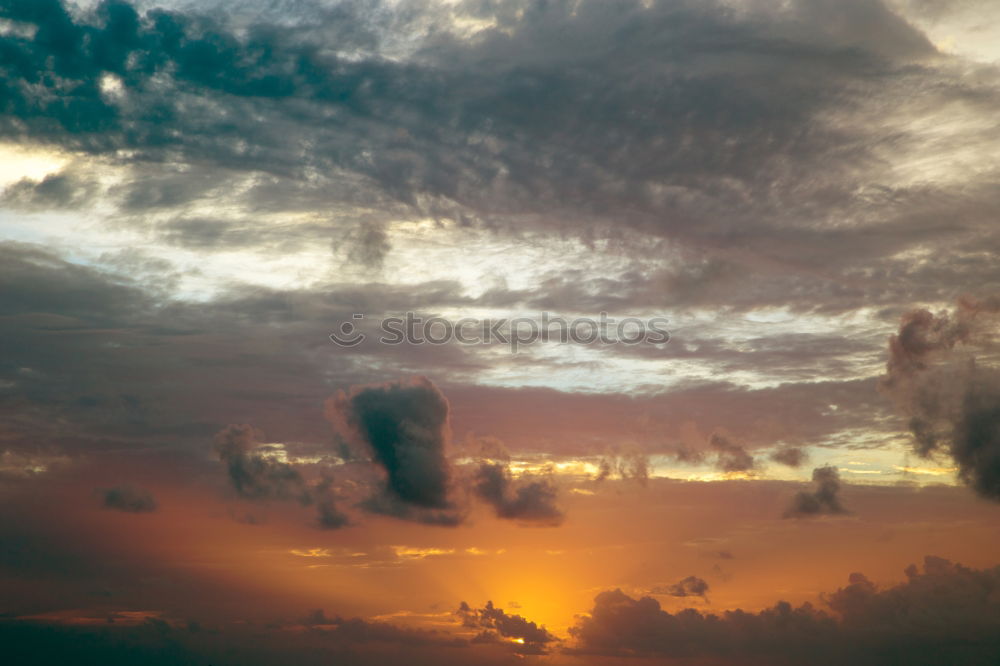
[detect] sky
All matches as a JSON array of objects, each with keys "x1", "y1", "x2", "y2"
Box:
[{"x1": 2, "y1": 1, "x2": 1000, "y2": 664}]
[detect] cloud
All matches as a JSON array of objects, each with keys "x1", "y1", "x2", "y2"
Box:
[
  {"x1": 595, "y1": 448, "x2": 649, "y2": 485},
  {"x1": 99, "y1": 484, "x2": 157, "y2": 513},
  {"x1": 880, "y1": 297, "x2": 1000, "y2": 500},
  {"x1": 457, "y1": 600, "x2": 557, "y2": 652},
  {"x1": 326, "y1": 377, "x2": 462, "y2": 524},
  {"x1": 2, "y1": 0, "x2": 995, "y2": 320},
  {"x1": 213, "y1": 424, "x2": 312, "y2": 505},
  {"x1": 314, "y1": 473, "x2": 349, "y2": 530},
  {"x1": 569, "y1": 556, "x2": 1000, "y2": 663},
  {"x1": 213, "y1": 424, "x2": 352, "y2": 528},
  {"x1": 300, "y1": 609, "x2": 461, "y2": 647},
  {"x1": 784, "y1": 466, "x2": 850, "y2": 518},
  {"x1": 709, "y1": 433, "x2": 756, "y2": 473},
  {"x1": 771, "y1": 446, "x2": 807, "y2": 467},
  {"x1": 1, "y1": 169, "x2": 96, "y2": 210},
  {"x1": 0, "y1": 610, "x2": 475, "y2": 666},
  {"x1": 651, "y1": 575, "x2": 710, "y2": 600},
  {"x1": 472, "y1": 461, "x2": 564, "y2": 526}
]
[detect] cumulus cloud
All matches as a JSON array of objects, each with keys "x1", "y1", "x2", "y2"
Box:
[
  {"x1": 569, "y1": 557, "x2": 1000, "y2": 663},
  {"x1": 326, "y1": 377, "x2": 461, "y2": 524},
  {"x1": 880, "y1": 297, "x2": 1000, "y2": 500},
  {"x1": 784, "y1": 466, "x2": 850, "y2": 518},
  {"x1": 99, "y1": 484, "x2": 157, "y2": 513},
  {"x1": 457, "y1": 600, "x2": 557, "y2": 652}
]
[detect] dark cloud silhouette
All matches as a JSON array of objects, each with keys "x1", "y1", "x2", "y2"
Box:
[
  {"x1": 709, "y1": 433, "x2": 756, "y2": 473},
  {"x1": 651, "y1": 575, "x2": 710, "y2": 600},
  {"x1": 212, "y1": 425, "x2": 351, "y2": 528},
  {"x1": 326, "y1": 377, "x2": 462, "y2": 524},
  {"x1": 213, "y1": 424, "x2": 311, "y2": 505},
  {"x1": 299, "y1": 609, "x2": 462, "y2": 647},
  {"x1": 880, "y1": 297, "x2": 1000, "y2": 501},
  {"x1": 784, "y1": 466, "x2": 849, "y2": 518},
  {"x1": 99, "y1": 484, "x2": 157, "y2": 513},
  {"x1": 569, "y1": 556, "x2": 1000, "y2": 664},
  {"x1": 771, "y1": 446, "x2": 807, "y2": 468},
  {"x1": 0, "y1": 610, "x2": 474, "y2": 666},
  {"x1": 457, "y1": 600, "x2": 557, "y2": 652},
  {"x1": 472, "y1": 461, "x2": 564, "y2": 526}
]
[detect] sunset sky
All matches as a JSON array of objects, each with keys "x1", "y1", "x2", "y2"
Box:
[{"x1": 3, "y1": 1, "x2": 1000, "y2": 664}]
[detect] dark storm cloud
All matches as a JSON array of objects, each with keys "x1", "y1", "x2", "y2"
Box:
[
  {"x1": 880, "y1": 297, "x2": 1000, "y2": 500},
  {"x1": 213, "y1": 423, "x2": 311, "y2": 504},
  {"x1": 326, "y1": 377, "x2": 463, "y2": 524},
  {"x1": 784, "y1": 466, "x2": 850, "y2": 518},
  {"x1": 569, "y1": 556, "x2": 1000, "y2": 664},
  {"x1": 457, "y1": 600, "x2": 557, "y2": 651},
  {"x1": 651, "y1": 575, "x2": 710, "y2": 600},
  {"x1": 98, "y1": 484, "x2": 157, "y2": 512}
]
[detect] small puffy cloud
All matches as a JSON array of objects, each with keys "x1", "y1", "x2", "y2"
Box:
[
  {"x1": 651, "y1": 575, "x2": 710, "y2": 600},
  {"x1": 784, "y1": 466, "x2": 849, "y2": 518},
  {"x1": 213, "y1": 424, "x2": 311, "y2": 504},
  {"x1": 212, "y1": 425, "x2": 348, "y2": 528},
  {"x1": 709, "y1": 433, "x2": 756, "y2": 473},
  {"x1": 771, "y1": 446, "x2": 807, "y2": 467},
  {"x1": 473, "y1": 462, "x2": 563, "y2": 526}
]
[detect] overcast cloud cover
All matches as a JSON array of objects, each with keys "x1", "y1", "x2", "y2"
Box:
[{"x1": 2, "y1": 0, "x2": 1000, "y2": 663}]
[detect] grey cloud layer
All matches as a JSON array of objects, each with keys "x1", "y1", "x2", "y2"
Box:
[{"x1": 3, "y1": 0, "x2": 1000, "y2": 311}]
